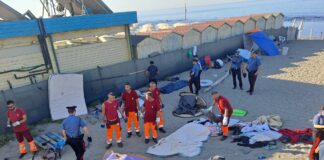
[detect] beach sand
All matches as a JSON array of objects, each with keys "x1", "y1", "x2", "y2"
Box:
[{"x1": 1, "y1": 40, "x2": 324, "y2": 160}]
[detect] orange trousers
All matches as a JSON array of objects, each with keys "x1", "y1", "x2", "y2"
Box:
[
  {"x1": 106, "y1": 124, "x2": 122, "y2": 144},
  {"x1": 144, "y1": 122, "x2": 158, "y2": 139},
  {"x1": 19, "y1": 141, "x2": 37, "y2": 154},
  {"x1": 157, "y1": 111, "x2": 164, "y2": 128},
  {"x1": 126, "y1": 112, "x2": 140, "y2": 132}
]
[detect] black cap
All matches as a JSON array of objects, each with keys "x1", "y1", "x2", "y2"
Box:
[
  {"x1": 108, "y1": 92, "x2": 116, "y2": 96},
  {"x1": 66, "y1": 106, "x2": 77, "y2": 110}
]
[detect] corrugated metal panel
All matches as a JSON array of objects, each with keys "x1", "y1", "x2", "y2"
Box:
[
  {"x1": 0, "y1": 20, "x2": 40, "y2": 39},
  {"x1": 137, "y1": 38, "x2": 162, "y2": 59},
  {"x1": 183, "y1": 30, "x2": 201, "y2": 49},
  {"x1": 56, "y1": 39, "x2": 130, "y2": 72},
  {"x1": 44, "y1": 12, "x2": 137, "y2": 34},
  {"x1": 52, "y1": 26, "x2": 125, "y2": 41},
  {"x1": 162, "y1": 33, "x2": 182, "y2": 52}
]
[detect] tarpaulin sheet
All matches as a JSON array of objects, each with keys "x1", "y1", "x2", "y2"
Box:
[
  {"x1": 147, "y1": 123, "x2": 210, "y2": 157},
  {"x1": 160, "y1": 80, "x2": 188, "y2": 94},
  {"x1": 48, "y1": 74, "x2": 88, "y2": 120},
  {"x1": 249, "y1": 32, "x2": 280, "y2": 56}
]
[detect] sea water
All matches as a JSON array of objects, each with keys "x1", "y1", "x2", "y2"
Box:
[{"x1": 138, "y1": 0, "x2": 324, "y2": 37}]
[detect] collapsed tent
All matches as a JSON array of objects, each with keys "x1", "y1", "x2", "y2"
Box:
[
  {"x1": 146, "y1": 123, "x2": 210, "y2": 157},
  {"x1": 160, "y1": 80, "x2": 188, "y2": 94},
  {"x1": 249, "y1": 31, "x2": 280, "y2": 56},
  {"x1": 173, "y1": 92, "x2": 207, "y2": 118}
]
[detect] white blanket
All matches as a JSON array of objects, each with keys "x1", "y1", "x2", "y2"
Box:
[
  {"x1": 48, "y1": 74, "x2": 88, "y2": 120},
  {"x1": 241, "y1": 124, "x2": 282, "y2": 144},
  {"x1": 146, "y1": 123, "x2": 210, "y2": 157}
]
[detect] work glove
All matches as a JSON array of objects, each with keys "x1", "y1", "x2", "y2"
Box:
[
  {"x1": 87, "y1": 137, "x2": 92, "y2": 143},
  {"x1": 12, "y1": 121, "x2": 20, "y2": 127},
  {"x1": 222, "y1": 117, "x2": 229, "y2": 126}
]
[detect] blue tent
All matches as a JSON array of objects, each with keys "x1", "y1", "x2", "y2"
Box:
[{"x1": 249, "y1": 31, "x2": 280, "y2": 56}]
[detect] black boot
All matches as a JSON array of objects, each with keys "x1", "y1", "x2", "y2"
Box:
[
  {"x1": 232, "y1": 86, "x2": 236, "y2": 89},
  {"x1": 106, "y1": 143, "x2": 112, "y2": 149},
  {"x1": 19, "y1": 153, "x2": 27, "y2": 159},
  {"x1": 145, "y1": 139, "x2": 150, "y2": 144},
  {"x1": 220, "y1": 136, "x2": 228, "y2": 141},
  {"x1": 159, "y1": 127, "x2": 166, "y2": 133},
  {"x1": 152, "y1": 138, "x2": 158, "y2": 144},
  {"x1": 117, "y1": 142, "x2": 123, "y2": 148},
  {"x1": 127, "y1": 132, "x2": 132, "y2": 138},
  {"x1": 136, "y1": 132, "x2": 141, "y2": 137}
]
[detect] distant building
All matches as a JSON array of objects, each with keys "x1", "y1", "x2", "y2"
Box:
[
  {"x1": 207, "y1": 21, "x2": 232, "y2": 40},
  {"x1": 192, "y1": 23, "x2": 218, "y2": 44},
  {"x1": 273, "y1": 13, "x2": 285, "y2": 29},
  {"x1": 251, "y1": 14, "x2": 267, "y2": 30},
  {"x1": 226, "y1": 19, "x2": 244, "y2": 36},
  {"x1": 174, "y1": 26, "x2": 201, "y2": 49},
  {"x1": 264, "y1": 14, "x2": 276, "y2": 30}
]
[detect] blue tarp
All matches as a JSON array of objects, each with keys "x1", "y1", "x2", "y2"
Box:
[
  {"x1": 249, "y1": 32, "x2": 280, "y2": 56},
  {"x1": 160, "y1": 80, "x2": 188, "y2": 94}
]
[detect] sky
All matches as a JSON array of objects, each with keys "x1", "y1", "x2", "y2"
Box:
[{"x1": 1, "y1": 0, "x2": 248, "y2": 17}]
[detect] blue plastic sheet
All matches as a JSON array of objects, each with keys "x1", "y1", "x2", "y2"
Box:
[
  {"x1": 249, "y1": 32, "x2": 280, "y2": 56},
  {"x1": 160, "y1": 80, "x2": 188, "y2": 94}
]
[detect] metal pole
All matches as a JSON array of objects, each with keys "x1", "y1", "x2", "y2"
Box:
[{"x1": 310, "y1": 28, "x2": 313, "y2": 40}]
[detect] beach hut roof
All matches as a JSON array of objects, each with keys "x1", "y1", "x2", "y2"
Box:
[
  {"x1": 228, "y1": 16, "x2": 256, "y2": 23},
  {"x1": 206, "y1": 20, "x2": 231, "y2": 29},
  {"x1": 136, "y1": 29, "x2": 181, "y2": 40},
  {"x1": 173, "y1": 26, "x2": 200, "y2": 35},
  {"x1": 273, "y1": 12, "x2": 285, "y2": 17},
  {"x1": 192, "y1": 23, "x2": 215, "y2": 32}
]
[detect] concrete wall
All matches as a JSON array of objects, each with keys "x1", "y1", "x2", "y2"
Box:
[
  {"x1": 201, "y1": 27, "x2": 218, "y2": 44},
  {"x1": 161, "y1": 33, "x2": 183, "y2": 52},
  {"x1": 231, "y1": 22, "x2": 244, "y2": 36},
  {"x1": 266, "y1": 16, "x2": 276, "y2": 30},
  {"x1": 0, "y1": 28, "x2": 288, "y2": 134},
  {"x1": 183, "y1": 30, "x2": 201, "y2": 49},
  {"x1": 274, "y1": 15, "x2": 284, "y2": 29},
  {"x1": 256, "y1": 18, "x2": 266, "y2": 30},
  {"x1": 244, "y1": 19, "x2": 256, "y2": 33},
  {"x1": 137, "y1": 37, "x2": 162, "y2": 59},
  {"x1": 218, "y1": 24, "x2": 232, "y2": 40},
  {"x1": 0, "y1": 36, "x2": 50, "y2": 91}
]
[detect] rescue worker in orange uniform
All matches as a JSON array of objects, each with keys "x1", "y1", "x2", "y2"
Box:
[
  {"x1": 142, "y1": 91, "x2": 160, "y2": 144},
  {"x1": 148, "y1": 81, "x2": 166, "y2": 133},
  {"x1": 211, "y1": 91, "x2": 233, "y2": 141},
  {"x1": 101, "y1": 92, "x2": 124, "y2": 149},
  {"x1": 122, "y1": 82, "x2": 141, "y2": 138},
  {"x1": 6, "y1": 100, "x2": 37, "y2": 159}
]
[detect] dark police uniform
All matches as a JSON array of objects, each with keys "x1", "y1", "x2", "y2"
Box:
[
  {"x1": 62, "y1": 115, "x2": 87, "y2": 160},
  {"x1": 247, "y1": 56, "x2": 261, "y2": 94},
  {"x1": 313, "y1": 112, "x2": 324, "y2": 144},
  {"x1": 231, "y1": 56, "x2": 243, "y2": 89}
]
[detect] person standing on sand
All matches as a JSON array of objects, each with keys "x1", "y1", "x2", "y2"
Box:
[
  {"x1": 142, "y1": 91, "x2": 160, "y2": 144},
  {"x1": 148, "y1": 81, "x2": 166, "y2": 133},
  {"x1": 211, "y1": 92, "x2": 233, "y2": 141},
  {"x1": 244, "y1": 51, "x2": 261, "y2": 95},
  {"x1": 312, "y1": 105, "x2": 324, "y2": 144},
  {"x1": 6, "y1": 100, "x2": 38, "y2": 159},
  {"x1": 62, "y1": 106, "x2": 92, "y2": 160},
  {"x1": 101, "y1": 92, "x2": 124, "y2": 149},
  {"x1": 121, "y1": 82, "x2": 141, "y2": 138},
  {"x1": 189, "y1": 59, "x2": 201, "y2": 95},
  {"x1": 146, "y1": 61, "x2": 159, "y2": 83},
  {"x1": 230, "y1": 51, "x2": 244, "y2": 90}
]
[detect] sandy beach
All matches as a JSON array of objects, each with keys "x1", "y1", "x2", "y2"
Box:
[{"x1": 1, "y1": 40, "x2": 324, "y2": 160}]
